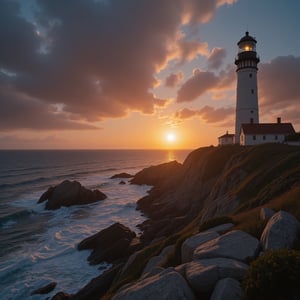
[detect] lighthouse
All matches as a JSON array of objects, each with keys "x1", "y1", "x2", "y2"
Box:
[{"x1": 234, "y1": 31, "x2": 260, "y2": 144}]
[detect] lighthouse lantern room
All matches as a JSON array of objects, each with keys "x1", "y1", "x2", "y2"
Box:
[{"x1": 234, "y1": 31, "x2": 260, "y2": 144}]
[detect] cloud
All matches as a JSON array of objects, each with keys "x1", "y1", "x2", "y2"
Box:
[
  {"x1": 177, "y1": 69, "x2": 219, "y2": 102},
  {"x1": 208, "y1": 47, "x2": 226, "y2": 70},
  {"x1": 260, "y1": 56, "x2": 300, "y2": 108},
  {"x1": 164, "y1": 72, "x2": 183, "y2": 87},
  {"x1": 0, "y1": 0, "x2": 235, "y2": 130},
  {"x1": 175, "y1": 105, "x2": 234, "y2": 124},
  {"x1": 258, "y1": 55, "x2": 300, "y2": 126},
  {"x1": 0, "y1": 89, "x2": 98, "y2": 130},
  {"x1": 176, "y1": 38, "x2": 209, "y2": 63},
  {"x1": 176, "y1": 63, "x2": 235, "y2": 102}
]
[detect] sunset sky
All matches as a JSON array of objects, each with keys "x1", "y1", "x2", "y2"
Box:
[{"x1": 1, "y1": 0, "x2": 300, "y2": 149}]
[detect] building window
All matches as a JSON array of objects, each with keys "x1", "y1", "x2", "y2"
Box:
[
  {"x1": 250, "y1": 110, "x2": 253, "y2": 114},
  {"x1": 251, "y1": 89, "x2": 254, "y2": 94},
  {"x1": 253, "y1": 135, "x2": 256, "y2": 140},
  {"x1": 263, "y1": 135, "x2": 266, "y2": 140},
  {"x1": 275, "y1": 135, "x2": 278, "y2": 140},
  {"x1": 249, "y1": 73, "x2": 252, "y2": 78}
]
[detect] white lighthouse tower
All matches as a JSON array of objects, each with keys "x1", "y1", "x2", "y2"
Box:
[{"x1": 234, "y1": 31, "x2": 260, "y2": 144}]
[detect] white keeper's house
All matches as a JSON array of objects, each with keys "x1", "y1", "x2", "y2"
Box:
[{"x1": 218, "y1": 31, "x2": 296, "y2": 146}]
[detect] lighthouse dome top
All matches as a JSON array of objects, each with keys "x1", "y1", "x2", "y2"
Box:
[{"x1": 237, "y1": 31, "x2": 257, "y2": 45}]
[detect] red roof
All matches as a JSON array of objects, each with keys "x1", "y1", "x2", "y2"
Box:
[{"x1": 241, "y1": 123, "x2": 295, "y2": 135}]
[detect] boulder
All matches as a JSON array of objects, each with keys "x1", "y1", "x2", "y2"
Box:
[
  {"x1": 260, "y1": 207, "x2": 275, "y2": 221},
  {"x1": 31, "y1": 282, "x2": 57, "y2": 295},
  {"x1": 112, "y1": 268, "x2": 195, "y2": 300},
  {"x1": 181, "y1": 231, "x2": 219, "y2": 263},
  {"x1": 193, "y1": 230, "x2": 259, "y2": 262},
  {"x1": 206, "y1": 223, "x2": 234, "y2": 234},
  {"x1": 142, "y1": 245, "x2": 175, "y2": 276},
  {"x1": 130, "y1": 161, "x2": 182, "y2": 187},
  {"x1": 260, "y1": 210, "x2": 300, "y2": 251},
  {"x1": 184, "y1": 258, "x2": 248, "y2": 294},
  {"x1": 38, "y1": 180, "x2": 107, "y2": 210},
  {"x1": 71, "y1": 264, "x2": 123, "y2": 300},
  {"x1": 119, "y1": 181, "x2": 126, "y2": 185},
  {"x1": 210, "y1": 277, "x2": 244, "y2": 300},
  {"x1": 78, "y1": 222, "x2": 137, "y2": 265},
  {"x1": 110, "y1": 173, "x2": 133, "y2": 179}
]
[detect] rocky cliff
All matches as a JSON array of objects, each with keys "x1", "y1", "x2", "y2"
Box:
[
  {"x1": 135, "y1": 144, "x2": 300, "y2": 243},
  {"x1": 48, "y1": 143, "x2": 300, "y2": 299}
]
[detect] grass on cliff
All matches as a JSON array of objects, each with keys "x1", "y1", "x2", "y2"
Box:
[{"x1": 221, "y1": 144, "x2": 300, "y2": 212}]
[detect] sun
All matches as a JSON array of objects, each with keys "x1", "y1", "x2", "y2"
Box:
[{"x1": 166, "y1": 132, "x2": 176, "y2": 143}]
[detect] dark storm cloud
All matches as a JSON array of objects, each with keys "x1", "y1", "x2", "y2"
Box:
[
  {"x1": 0, "y1": 89, "x2": 97, "y2": 130},
  {"x1": 0, "y1": 0, "x2": 232, "y2": 130}
]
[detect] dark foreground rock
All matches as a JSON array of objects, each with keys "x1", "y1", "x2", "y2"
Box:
[
  {"x1": 78, "y1": 222, "x2": 139, "y2": 265},
  {"x1": 31, "y1": 281, "x2": 57, "y2": 295},
  {"x1": 38, "y1": 180, "x2": 107, "y2": 210}
]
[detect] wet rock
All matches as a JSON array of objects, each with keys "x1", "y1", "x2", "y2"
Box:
[
  {"x1": 110, "y1": 173, "x2": 133, "y2": 179},
  {"x1": 78, "y1": 222, "x2": 137, "y2": 265},
  {"x1": 38, "y1": 180, "x2": 107, "y2": 210},
  {"x1": 31, "y1": 282, "x2": 57, "y2": 295},
  {"x1": 71, "y1": 264, "x2": 123, "y2": 300}
]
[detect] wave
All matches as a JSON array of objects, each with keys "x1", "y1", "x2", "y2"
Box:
[{"x1": 0, "y1": 208, "x2": 35, "y2": 228}]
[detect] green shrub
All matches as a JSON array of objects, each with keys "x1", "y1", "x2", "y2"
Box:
[
  {"x1": 243, "y1": 250, "x2": 300, "y2": 300},
  {"x1": 199, "y1": 216, "x2": 234, "y2": 232}
]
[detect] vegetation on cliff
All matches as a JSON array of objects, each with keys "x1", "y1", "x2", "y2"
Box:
[{"x1": 103, "y1": 143, "x2": 300, "y2": 298}]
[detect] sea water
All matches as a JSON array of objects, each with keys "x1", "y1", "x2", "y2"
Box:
[{"x1": 0, "y1": 149, "x2": 190, "y2": 299}]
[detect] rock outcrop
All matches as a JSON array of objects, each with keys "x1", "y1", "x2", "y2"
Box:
[
  {"x1": 71, "y1": 264, "x2": 123, "y2": 300},
  {"x1": 133, "y1": 144, "x2": 300, "y2": 244},
  {"x1": 38, "y1": 180, "x2": 107, "y2": 210},
  {"x1": 131, "y1": 160, "x2": 182, "y2": 186},
  {"x1": 110, "y1": 173, "x2": 133, "y2": 179},
  {"x1": 77, "y1": 222, "x2": 138, "y2": 265},
  {"x1": 31, "y1": 282, "x2": 57, "y2": 295}
]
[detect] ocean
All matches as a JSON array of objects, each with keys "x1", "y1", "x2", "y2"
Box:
[{"x1": 0, "y1": 149, "x2": 190, "y2": 300}]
